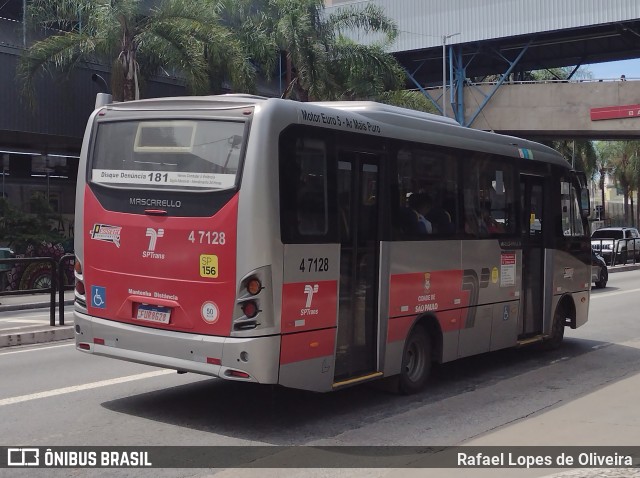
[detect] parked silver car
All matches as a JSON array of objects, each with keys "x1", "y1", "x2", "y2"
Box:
[{"x1": 591, "y1": 227, "x2": 640, "y2": 265}]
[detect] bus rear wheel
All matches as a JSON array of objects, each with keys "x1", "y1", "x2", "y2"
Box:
[{"x1": 399, "y1": 325, "x2": 431, "y2": 394}]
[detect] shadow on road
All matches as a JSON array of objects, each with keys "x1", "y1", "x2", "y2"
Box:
[{"x1": 101, "y1": 337, "x2": 640, "y2": 444}]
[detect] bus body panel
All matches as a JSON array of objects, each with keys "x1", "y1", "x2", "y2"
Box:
[
  {"x1": 82, "y1": 187, "x2": 238, "y2": 336},
  {"x1": 279, "y1": 328, "x2": 336, "y2": 392},
  {"x1": 233, "y1": 102, "x2": 293, "y2": 338},
  {"x1": 386, "y1": 240, "x2": 524, "y2": 362},
  {"x1": 278, "y1": 243, "x2": 340, "y2": 391},
  {"x1": 74, "y1": 312, "x2": 281, "y2": 382},
  {"x1": 552, "y1": 249, "x2": 592, "y2": 298}
]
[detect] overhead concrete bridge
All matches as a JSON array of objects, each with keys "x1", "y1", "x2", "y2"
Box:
[{"x1": 451, "y1": 78, "x2": 640, "y2": 140}]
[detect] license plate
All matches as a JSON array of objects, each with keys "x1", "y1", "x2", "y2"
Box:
[{"x1": 136, "y1": 305, "x2": 171, "y2": 324}]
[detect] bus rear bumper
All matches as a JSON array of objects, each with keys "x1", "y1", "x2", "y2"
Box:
[{"x1": 74, "y1": 311, "x2": 281, "y2": 384}]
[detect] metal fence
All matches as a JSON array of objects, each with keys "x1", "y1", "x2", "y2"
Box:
[
  {"x1": 591, "y1": 238, "x2": 640, "y2": 267},
  {"x1": 0, "y1": 255, "x2": 74, "y2": 326}
]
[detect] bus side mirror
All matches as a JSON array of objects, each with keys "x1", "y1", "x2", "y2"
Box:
[
  {"x1": 580, "y1": 189, "x2": 590, "y2": 217},
  {"x1": 574, "y1": 171, "x2": 590, "y2": 217}
]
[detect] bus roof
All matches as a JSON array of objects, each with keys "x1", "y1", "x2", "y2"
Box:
[{"x1": 100, "y1": 94, "x2": 569, "y2": 169}]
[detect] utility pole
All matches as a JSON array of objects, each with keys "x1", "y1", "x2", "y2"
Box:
[{"x1": 442, "y1": 32, "x2": 460, "y2": 117}]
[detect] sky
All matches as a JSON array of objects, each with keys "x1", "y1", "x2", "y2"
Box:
[{"x1": 582, "y1": 59, "x2": 640, "y2": 79}]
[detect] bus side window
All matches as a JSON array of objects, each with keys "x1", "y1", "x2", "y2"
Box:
[
  {"x1": 463, "y1": 156, "x2": 515, "y2": 238},
  {"x1": 394, "y1": 145, "x2": 458, "y2": 239},
  {"x1": 279, "y1": 129, "x2": 330, "y2": 242},
  {"x1": 561, "y1": 180, "x2": 585, "y2": 237}
]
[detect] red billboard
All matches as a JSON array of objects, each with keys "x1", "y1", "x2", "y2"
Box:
[{"x1": 590, "y1": 104, "x2": 640, "y2": 121}]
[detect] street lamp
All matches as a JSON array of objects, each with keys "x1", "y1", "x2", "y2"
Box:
[{"x1": 442, "y1": 32, "x2": 460, "y2": 117}]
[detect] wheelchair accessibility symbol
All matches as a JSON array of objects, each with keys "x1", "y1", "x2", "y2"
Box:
[{"x1": 91, "y1": 285, "x2": 106, "y2": 309}]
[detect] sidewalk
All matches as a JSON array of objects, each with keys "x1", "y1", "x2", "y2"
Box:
[{"x1": 0, "y1": 291, "x2": 75, "y2": 347}]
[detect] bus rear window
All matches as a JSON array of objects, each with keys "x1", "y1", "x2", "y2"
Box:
[{"x1": 91, "y1": 120, "x2": 245, "y2": 190}]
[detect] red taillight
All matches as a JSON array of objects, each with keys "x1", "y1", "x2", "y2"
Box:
[
  {"x1": 75, "y1": 281, "x2": 85, "y2": 295},
  {"x1": 78, "y1": 343, "x2": 90, "y2": 350},
  {"x1": 242, "y1": 301, "x2": 258, "y2": 318},
  {"x1": 93, "y1": 338, "x2": 105, "y2": 345}
]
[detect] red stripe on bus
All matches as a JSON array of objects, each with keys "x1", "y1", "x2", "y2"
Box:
[
  {"x1": 387, "y1": 316, "x2": 414, "y2": 343},
  {"x1": 281, "y1": 280, "x2": 338, "y2": 333},
  {"x1": 279, "y1": 328, "x2": 336, "y2": 365},
  {"x1": 388, "y1": 270, "x2": 469, "y2": 318},
  {"x1": 83, "y1": 186, "x2": 239, "y2": 335},
  {"x1": 387, "y1": 309, "x2": 463, "y2": 344}
]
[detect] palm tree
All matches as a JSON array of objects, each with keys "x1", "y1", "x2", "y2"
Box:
[
  {"x1": 18, "y1": 0, "x2": 255, "y2": 104},
  {"x1": 593, "y1": 142, "x2": 618, "y2": 222},
  {"x1": 622, "y1": 141, "x2": 640, "y2": 227},
  {"x1": 254, "y1": 0, "x2": 405, "y2": 102},
  {"x1": 597, "y1": 141, "x2": 636, "y2": 225}
]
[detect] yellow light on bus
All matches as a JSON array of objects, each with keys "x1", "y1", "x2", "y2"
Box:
[{"x1": 246, "y1": 278, "x2": 262, "y2": 295}]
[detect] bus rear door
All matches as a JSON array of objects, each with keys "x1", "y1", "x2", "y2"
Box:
[{"x1": 334, "y1": 151, "x2": 382, "y2": 386}]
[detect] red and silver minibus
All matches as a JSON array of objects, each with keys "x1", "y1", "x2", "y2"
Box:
[{"x1": 74, "y1": 95, "x2": 591, "y2": 393}]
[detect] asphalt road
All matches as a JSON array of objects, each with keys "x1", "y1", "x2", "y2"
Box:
[{"x1": 1, "y1": 270, "x2": 640, "y2": 477}]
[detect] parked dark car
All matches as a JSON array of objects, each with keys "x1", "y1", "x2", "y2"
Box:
[
  {"x1": 591, "y1": 250, "x2": 608, "y2": 289},
  {"x1": 591, "y1": 227, "x2": 640, "y2": 265}
]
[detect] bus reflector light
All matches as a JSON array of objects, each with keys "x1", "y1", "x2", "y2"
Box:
[
  {"x1": 78, "y1": 343, "x2": 90, "y2": 350},
  {"x1": 228, "y1": 370, "x2": 250, "y2": 379},
  {"x1": 206, "y1": 357, "x2": 221, "y2": 365},
  {"x1": 93, "y1": 338, "x2": 105, "y2": 345},
  {"x1": 76, "y1": 281, "x2": 85, "y2": 295},
  {"x1": 242, "y1": 301, "x2": 258, "y2": 318},
  {"x1": 246, "y1": 278, "x2": 262, "y2": 295}
]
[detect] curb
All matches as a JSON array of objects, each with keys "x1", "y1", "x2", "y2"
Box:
[
  {"x1": 607, "y1": 264, "x2": 640, "y2": 273},
  {"x1": 0, "y1": 326, "x2": 75, "y2": 347},
  {"x1": 0, "y1": 299, "x2": 74, "y2": 313}
]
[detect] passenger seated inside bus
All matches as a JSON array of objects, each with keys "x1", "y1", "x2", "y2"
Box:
[
  {"x1": 425, "y1": 197, "x2": 453, "y2": 234},
  {"x1": 465, "y1": 207, "x2": 503, "y2": 236},
  {"x1": 482, "y1": 209, "x2": 504, "y2": 234},
  {"x1": 402, "y1": 193, "x2": 433, "y2": 234}
]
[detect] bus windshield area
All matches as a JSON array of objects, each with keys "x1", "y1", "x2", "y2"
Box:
[{"x1": 90, "y1": 119, "x2": 245, "y2": 190}]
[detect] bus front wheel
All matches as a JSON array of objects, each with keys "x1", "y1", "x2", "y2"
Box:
[
  {"x1": 543, "y1": 305, "x2": 567, "y2": 350},
  {"x1": 399, "y1": 325, "x2": 431, "y2": 394}
]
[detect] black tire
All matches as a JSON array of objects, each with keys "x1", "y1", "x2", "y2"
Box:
[
  {"x1": 542, "y1": 305, "x2": 566, "y2": 350},
  {"x1": 399, "y1": 325, "x2": 431, "y2": 394},
  {"x1": 594, "y1": 265, "x2": 608, "y2": 289}
]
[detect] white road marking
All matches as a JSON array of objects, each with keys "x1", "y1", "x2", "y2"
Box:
[
  {"x1": 0, "y1": 343, "x2": 74, "y2": 355},
  {"x1": 591, "y1": 287, "x2": 640, "y2": 299},
  {"x1": 0, "y1": 369, "x2": 175, "y2": 407}
]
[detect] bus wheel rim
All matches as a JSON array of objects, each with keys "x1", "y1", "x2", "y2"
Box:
[{"x1": 406, "y1": 340, "x2": 425, "y2": 382}]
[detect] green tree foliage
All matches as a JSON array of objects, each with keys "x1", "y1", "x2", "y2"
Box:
[
  {"x1": 247, "y1": 0, "x2": 406, "y2": 102},
  {"x1": 18, "y1": 0, "x2": 256, "y2": 103},
  {"x1": 596, "y1": 141, "x2": 640, "y2": 226},
  {"x1": 544, "y1": 139, "x2": 597, "y2": 177},
  {"x1": 0, "y1": 194, "x2": 64, "y2": 254}
]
